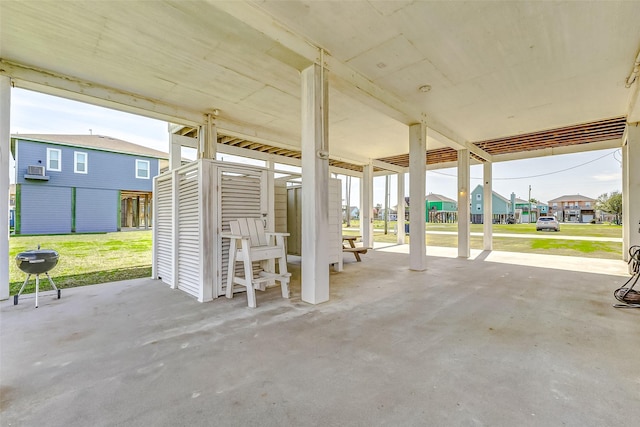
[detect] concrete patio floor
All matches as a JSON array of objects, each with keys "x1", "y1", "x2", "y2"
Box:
[{"x1": 1, "y1": 247, "x2": 639, "y2": 427}]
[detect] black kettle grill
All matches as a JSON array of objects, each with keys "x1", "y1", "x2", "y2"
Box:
[{"x1": 14, "y1": 245, "x2": 61, "y2": 308}]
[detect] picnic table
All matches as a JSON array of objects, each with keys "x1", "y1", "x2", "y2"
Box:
[{"x1": 342, "y1": 235, "x2": 369, "y2": 262}]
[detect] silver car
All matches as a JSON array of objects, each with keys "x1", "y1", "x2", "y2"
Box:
[{"x1": 536, "y1": 216, "x2": 560, "y2": 232}]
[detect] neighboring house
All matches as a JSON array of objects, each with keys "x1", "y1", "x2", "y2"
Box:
[
  {"x1": 426, "y1": 193, "x2": 458, "y2": 223},
  {"x1": 377, "y1": 208, "x2": 397, "y2": 221},
  {"x1": 470, "y1": 185, "x2": 512, "y2": 224},
  {"x1": 547, "y1": 194, "x2": 597, "y2": 223},
  {"x1": 343, "y1": 206, "x2": 359, "y2": 221},
  {"x1": 9, "y1": 184, "x2": 15, "y2": 228},
  {"x1": 11, "y1": 134, "x2": 168, "y2": 235},
  {"x1": 513, "y1": 197, "x2": 547, "y2": 223}
]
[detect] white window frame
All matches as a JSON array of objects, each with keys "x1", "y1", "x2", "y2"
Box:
[
  {"x1": 74, "y1": 151, "x2": 88, "y2": 174},
  {"x1": 476, "y1": 193, "x2": 481, "y2": 200},
  {"x1": 46, "y1": 148, "x2": 62, "y2": 171},
  {"x1": 585, "y1": 202, "x2": 591, "y2": 207},
  {"x1": 136, "y1": 159, "x2": 150, "y2": 179}
]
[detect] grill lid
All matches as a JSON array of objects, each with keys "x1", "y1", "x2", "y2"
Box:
[{"x1": 15, "y1": 248, "x2": 59, "y2": 274}]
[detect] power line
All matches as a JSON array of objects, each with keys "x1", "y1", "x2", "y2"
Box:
[{"x1": 429, "y1": 150, "x2": 617, "y2": 180}]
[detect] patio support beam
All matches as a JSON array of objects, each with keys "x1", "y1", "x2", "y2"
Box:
[
  {"x1": 409, "y1": 123, "x2": 427, "y2": 271},
  {"x1": 169, "y1": 134, "x2": 183, "y2": 170},
  {"x1": 624, "y1": 122, "x2": 640, "y2": 269},
  {"x1": 300, "y1": 63, "x2": 329, "y2": 305},
  {"x1": 397, "y1": 173, "x2": 406, "y2": 245},
  {"x1": 0, "y1": 75, "x2": 9, "y2": 300},
  {"x1": 458, "y1": 149, "x2": 471, "y2": 258},
  {"x1": 361, "y1": 163, "x2": 374, "y2": 249},
  {"x1": 483, "y1": 161, "x2": 493, "y2": 251},
  {"x1": 622, "y1": 136, "x2": 630, "y2": 260},
  {"x1": 199, "y1": 114, "x2": 217, "y2": 159}
]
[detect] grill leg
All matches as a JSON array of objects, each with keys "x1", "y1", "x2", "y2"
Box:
[
  {"x1": 35, "y1": 274, "x2": 39, "y2": 308},
  {"x1": 14, "y1": 275, "x2": 32, "y2": 305},
  {"x1": 45, "y1": 272, "x2": 59, "y2": 295}
]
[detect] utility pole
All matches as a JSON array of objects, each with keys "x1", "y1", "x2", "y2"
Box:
[
  {"x1": 528, "y1": 184, "x2": 532, "y2": 223},
  {"x1": 345, "y1": 176, "x2": 351, "y2": 228}
]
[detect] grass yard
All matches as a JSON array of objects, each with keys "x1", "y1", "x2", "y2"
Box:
[
  {"x1": 9, "y1": 231, "x2": 152, "y2": 295},
  {"x1": 346, "y1": 221, "x2": 622, "y2": 260}
]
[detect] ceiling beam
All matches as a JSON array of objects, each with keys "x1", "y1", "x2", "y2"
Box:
[
  {"x1": 429, "y1": 127, "x2": 493, "y2": 162},
  {"x1": 0, "y1": 59, "x2": 204, "y2": 127},
  {"x1": 491, "y1": 138, "x2": 623, "y2": 163},
  {"x1": 371, "y1": 159, "x2": 407, "y2": 174}
]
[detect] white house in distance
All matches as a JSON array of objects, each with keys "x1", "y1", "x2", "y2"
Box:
[{"x1": 547, "y1": 195, "x2": 597, "y2": 223}]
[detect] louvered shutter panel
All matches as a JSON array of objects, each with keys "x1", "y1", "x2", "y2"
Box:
[
  {"x1": 155, "y1": 175, "x2": 173, "y2": 286},
  {"x1": 176, "y1": 166, "x2": 200, "y2": 298}
]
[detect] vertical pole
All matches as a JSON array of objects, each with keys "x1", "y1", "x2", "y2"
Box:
[
  {"x1": 203, "y1": 114, "x2": 217, "y2": 160},
  {"x1": 457, "y1": 149, "x2": 470, "y2": 258},
  {"x1": 169, "y1": 133, "x2": 182, "y2": 170},
  {"x1": 483, "y1": 161, "x2": 493, "y2": 251},
  {"x1": 345, "y1": 175, "x2": 351, "y2": 228},
  {"x1": 361, "y1": 163, "x2": 374, "y2": 248},
  {"x1": 625, "y1": 123, "x2": 640, "y2": 270},
  {"x1": 622, "y1": 139, "x2": 630, "y2": 260},
  {"x1": 397, "y1": 172, "x2": 406, "y2": 245},
  {"x1": 384, "y1": 175, "x2": 389, "y2": 234},
  {"x1": 301, "y1": 62, "x2": 329, "y2": 305},
  {"x1": 0, "y1": 75, "x2": 10, "y2": 300},
  {"x1": 409, "y1": 123, "x2": 426, "y2": 271},
  {"x1": 117, "y1": 190, "x2": 122, "y2": 231}
]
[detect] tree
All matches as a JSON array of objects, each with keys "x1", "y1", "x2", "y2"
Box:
[
  {"x1": 529, "y1": 198, "x2": 539, "y2": 204},
  {"x1": 596, "y1": 191, "x2": 623, "y2": 224}
]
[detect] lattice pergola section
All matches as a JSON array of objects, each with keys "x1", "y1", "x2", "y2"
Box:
[{"x1": 473, "y1": 116, "x2": 626, "y2": 155}]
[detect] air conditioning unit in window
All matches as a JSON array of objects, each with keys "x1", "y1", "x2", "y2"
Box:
[{"x1": 24, "y1": 165, "x2": 49, "y2": 181}]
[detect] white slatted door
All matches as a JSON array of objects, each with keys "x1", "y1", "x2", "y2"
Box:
[
  {"x1": 328, "y1": 178, "x2": 343, "y2": 267},
  {"x1": 176, "y1": 166, "x2": 201, "y2": 298},
  {"x1": 217, "y1": 165, "x2": 268, "y2": 296},
  {"x1": 154, "y1": 175, "x2": 173, "y2": 286}
]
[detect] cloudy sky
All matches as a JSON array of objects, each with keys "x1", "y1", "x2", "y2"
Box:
[{"x1": 10, "y1": 88, "x2": 622, "y2": 207}]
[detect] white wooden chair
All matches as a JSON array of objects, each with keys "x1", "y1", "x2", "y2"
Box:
[{"x1": 221, "y1": 218, "x2": 291, "y2": 308}]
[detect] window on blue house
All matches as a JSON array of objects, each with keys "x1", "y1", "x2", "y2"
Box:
[
  {"x1": 74, "y1": 151, "x2": 88, "y2": 174},
  {"x1": 136, "y1": 159, "x2": 150, "y2": 179},
  {"x1": 47, "y1": 148, "x2": 61, "y2": 171}
]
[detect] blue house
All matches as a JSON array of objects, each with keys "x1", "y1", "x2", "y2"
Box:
[
  {"x1": 470, "y1": 185, "x2": 512, "y2": 224},
  {"x1": 11, "y1": 134, "x2": 167, "y2": 234}
]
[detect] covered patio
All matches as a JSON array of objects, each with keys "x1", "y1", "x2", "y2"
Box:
[
  {"x1": 1, "y1": 2, "x2": 640, "y2": 424},
  {"x1": 1, "y1": 248, "x2": 638, "y2": 425}
]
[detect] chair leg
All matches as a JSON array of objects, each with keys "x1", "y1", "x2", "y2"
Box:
[
  {"x1": 242, "y1": 245, "x2": 257, "y2": 308},
  {"x1": 278, "y1": 254, "x2": 290, "y2": 299},
  {"x1": 226, "y1": 239, "x2": 237, "y2": 299}
]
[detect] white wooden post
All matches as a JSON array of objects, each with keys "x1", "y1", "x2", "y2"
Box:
[
  {"x1": 483, "y1": 161, "x2": 493, "y2": 251},
  {"x1": 361, "y1": 163, "x2": 374, "y2": 249},
  {"x1": 623, "y1": 141, "x2": 629, "y2": 254},
  {"x1": 409, "y1": 123, "x2": 426, "y2": 271},
  {"x1": 397, "y1": 172, "x2": 406, "y2": 245},
  {"x1": 301, "y1": 62, "x2": 329, "y2": 305},
  {"x1": 0, "y1": 76, "x2": 10, "y2": 300},
  {"x1": 169, "y1": 133, "x2": 182, "y2": 170},
  {"x1": 626, "y1": 123, "x2": 640, "y2": 270},
  {"x1": 458, "y1": 149, "x2": 470, "y2": 258},
  {"x1": 170, "y1": 169, "x2": 179, "y2": 289}
]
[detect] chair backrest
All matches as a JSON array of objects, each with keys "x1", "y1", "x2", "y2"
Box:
[{"x1": 229, "y1": 218, "x2": 269, "y2": 247}]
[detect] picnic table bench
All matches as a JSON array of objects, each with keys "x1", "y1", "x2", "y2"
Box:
[{"x1": 342, "y1": 235, "x2": 370, "y2": 262}]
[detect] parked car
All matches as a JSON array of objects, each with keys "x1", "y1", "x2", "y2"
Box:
[{"x1": 536, "y1": 216, "x2": 560, "y2": 232}]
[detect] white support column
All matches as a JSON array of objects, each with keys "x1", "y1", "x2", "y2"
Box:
[
  {"x1": 301, "y1": 62, "x2": 329, "y2": 305},
  {"x1": 409, "y1": 123, "x2": 426, "y2": 271},
  {"x1": 0, "y1": 76, "x2": 10, "y2": 300},
  {"x1": 361, "y1": 163, "x2": 374, "y2": 249},
  {"x1": 622, "y1": 140, "x2": 629, "y2": 260},
  {"x1": 457, "y1": 149, "x2": 470, "y2": 258},
  {"x1": 483, "y1": 161, "x2": 493, "y2": 251},
  {"x1": 198, "y1": 114, "x2": 217, "y2": 160},
  {"x1": 626, "y1": 123, "x2": 640, "y2": 269},
  {"x1": 169, "y1": 133, "x2": 182, "y2": 170},
  {"x1": 397, "y1": 172, "x2": 406, "y2": 245}
]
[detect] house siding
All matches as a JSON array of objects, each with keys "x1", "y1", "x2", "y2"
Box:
[
  {"x1": 76, "y1": 188, "x2": 119, "y2": 232},
  {"x1": 20, "y1": 185, "x2": 71, "y2": 234},
  {"x1": 15, "y1": 140, "x2": 158, "y2": 191}
]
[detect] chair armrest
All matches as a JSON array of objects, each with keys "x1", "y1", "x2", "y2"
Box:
[
  {"x1": 220, "y1": 233, "x2": 249, "y2": 240},
  {"x1": 265, "y1": 232, "x2": 291, "y2": 237}
]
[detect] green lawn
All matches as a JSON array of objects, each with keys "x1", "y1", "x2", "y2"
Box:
[
  {"x1": 345, "y1": 221, "x2": 623, "y2": 260},
  {"x1": 9, "y1": 231, "x2": 152, "y2": 295}
]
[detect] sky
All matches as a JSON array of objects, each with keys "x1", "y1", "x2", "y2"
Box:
[{"x1": 9, "y1": 88, "x2": 623, "y2": 208}]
